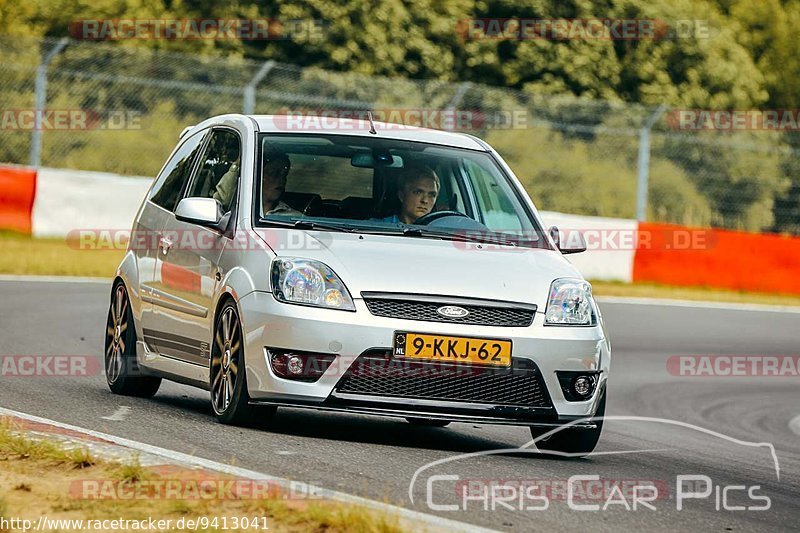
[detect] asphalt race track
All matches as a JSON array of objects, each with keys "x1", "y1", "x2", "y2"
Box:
[{"x1": 1, "y1": 279, "x2": 798, "y2": 532}]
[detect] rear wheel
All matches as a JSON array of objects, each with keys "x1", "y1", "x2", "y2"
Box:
[
  {"x1": 210, "y1": 301, "x2": 259, "y2": 425},
  {"x1": 405, "y1": 417, "x2": 451, "y2": 428},
  {"x1": 530, "y1": 392, "x2": 606, "y2": 457},
  {"x1": 104, "y1": 282, "x2": 161, "y2": 397}
]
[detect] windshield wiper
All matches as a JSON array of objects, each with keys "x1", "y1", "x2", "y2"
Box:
[
  {"x1": 347, "y1": 226, "x2": 429, "y2": 238},
  {"x1": 259, "y1": 219, "x2": 357, "y2": 233},
  {"x1": 357, "y1": 226, "x2": 519, "y2": 246},
  {"x1": 410, "y1": 228, "x2": 518, "y2": 247}
]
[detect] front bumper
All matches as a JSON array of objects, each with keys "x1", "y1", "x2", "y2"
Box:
[{"x1": 239, "y1": 291, "x2": 610, "y2": 426}]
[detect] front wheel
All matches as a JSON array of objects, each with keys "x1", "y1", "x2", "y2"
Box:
[
  {"x1": 530, "y1": 392, "x2": 606, "y2": 457},
  {"x1": 210, "y1": 301, "x2": 255, "y2": 425},
  {"x1": 104, "y1": 282, "x2": 161, "y2": 398}
]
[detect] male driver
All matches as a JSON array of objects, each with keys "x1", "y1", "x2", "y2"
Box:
[{"x1": 381, "y1": 164, "x2": 440, "y2": 223}]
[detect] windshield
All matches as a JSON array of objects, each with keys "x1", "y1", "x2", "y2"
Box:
[{"x1": 254, "y1": 133, "x2": 548, "y2": 248}]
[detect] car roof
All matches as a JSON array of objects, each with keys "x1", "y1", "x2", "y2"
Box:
[{"x1": 248, "y1": 115, "x2": 489, "y2": 151}]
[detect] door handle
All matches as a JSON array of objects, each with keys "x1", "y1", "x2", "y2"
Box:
[{"x1": 159, "y1": 236, "x2": 173, "y2": 255}]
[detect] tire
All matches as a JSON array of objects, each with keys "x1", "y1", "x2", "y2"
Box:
[
  {"x1": 406, "y1": 417, "x2": 451, "y2": 428},
  {"x1": 530, "y1": 392, "x2": 606, "y2": 457},
  {"x1": 210, "y1": 300, "x2": 257, "y2": 425},
  {"x1": 104, "y1": 282, "x2": 161, "y2": 398}
]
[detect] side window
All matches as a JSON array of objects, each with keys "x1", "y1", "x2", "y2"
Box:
[
  {"x1": 150, "y1": 131, "x2": 207, "y2": 211},
  {"x1": 186, "y1": 129, "x2": 241, "y2": 212},
  {"x1": 433, "y1": 162, "x2": 466, "y2": 213},
  {"x1": 463, "y1": 159, "x2": 523, "y2": 233}
]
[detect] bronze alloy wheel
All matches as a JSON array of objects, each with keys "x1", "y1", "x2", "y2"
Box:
[{"x1": 104, "y1": 282, "x2": 161, "y2": 397}]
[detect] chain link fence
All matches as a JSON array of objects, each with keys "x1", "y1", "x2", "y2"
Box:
[{"x1": 1, "y1": 35, "x2": 798, "y2": 234}]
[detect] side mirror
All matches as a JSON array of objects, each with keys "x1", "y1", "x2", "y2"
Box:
[
  {"x1": 549, "y1": 225, "x2": 587, "y2": 254},
  {"x1": 175, "y1": 197, "x2": 223, "y2": 227}
]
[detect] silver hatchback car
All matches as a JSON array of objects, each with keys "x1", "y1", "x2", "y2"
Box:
[{"x1": 105, "y1": 114, "x2": 610, "y2": 454}]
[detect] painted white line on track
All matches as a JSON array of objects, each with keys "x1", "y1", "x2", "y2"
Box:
[
  {"x1": 789, "y1": 415, "x2": 800, "y2": 437},
  {"x1": 596, "y1": 296, "x2": 800, "y2": 314},
  {"x1": 0, "y1": 407, "x2": 495, "y2": 533},
  {"x1": 101, "y1": 406, "x2": 131, "y2": 421},
  {"x1": 0, "y1": 274, "x2": 110, "y2": 284}
]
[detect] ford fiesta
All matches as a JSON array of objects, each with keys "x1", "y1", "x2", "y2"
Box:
[{"x1": 105, "y1": 114, "x2": 610, "y2": 455}]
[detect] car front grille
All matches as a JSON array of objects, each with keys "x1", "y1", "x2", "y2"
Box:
[
  {"x1": 333, "y1": 352, "x2": 552, "y2": 408},
  {"x1": 362, "y1": 293, "x2": 536, "y2": 327}
]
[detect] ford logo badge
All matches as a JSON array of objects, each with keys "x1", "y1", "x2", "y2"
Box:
[{"x1": 437, "y1": 305, "x2": 469, "y2": 318}]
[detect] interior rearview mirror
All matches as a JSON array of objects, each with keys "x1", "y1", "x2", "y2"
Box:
[
  {"x1": 175, "y1": 197, "x2": 223, "y2": 227},
  {"x1": 351, "y1": 151, "x2": 403, "y2": 168},
  {"x1": 549, "y1": 225, "x2": 587, "y2": 254}
]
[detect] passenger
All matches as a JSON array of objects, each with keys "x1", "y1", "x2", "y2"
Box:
[
  {"x1": 380, "y1": 164, "x2": 440, "y2": 223},
  {"x1": 213, "y1": 146, "x2": 301, "y2": 216},
  {"x1": 211, "y1": 155, "x2": 240, "y2": 209}
]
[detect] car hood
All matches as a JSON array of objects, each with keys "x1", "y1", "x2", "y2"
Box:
[{"x1": 271, "y1": 230, "x2": 582, "y2": 306}]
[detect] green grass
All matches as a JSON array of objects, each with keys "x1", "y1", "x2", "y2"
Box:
[
  {"x1": 0, "y1": 419, "x2": 95, "y2": 469},
  {"x1": 112, "y1": 455, "x2": 148, "y2": 483},
  {"x1": 0, "y1": 231, "x2": 123, "y2": 278},
  {"x1": 304, "y1": 503, "x2": 403, "y2": 533},
  {"x1": 247, "y1": 498, "x2": 403, "y2": 533}
]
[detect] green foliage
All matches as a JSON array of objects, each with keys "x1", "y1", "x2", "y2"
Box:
[
  {"x1": 487, "y1": 125, "x2": 715, "y2": 226},
  {"x1": 771, "y1": 132, "x2": 800, "y2": 234},
  {"x1": 609, "y1": 0, "x2": 768, "y2": 108},
  {"x1": 653, "y1": 132, "x2": 788, "y2": 230},
  {"x1": 489, "y1": 127, "x2": 638, "y2": 218},
  {"x1": 1, "y1": 0, "x2": 784, "y2": 111},
  {"x1": 271, "y1": 0, "x2": 470, "y2": 80},
  {"x1": 726, "y1": 0, "x2": 800, "y2": 109}
]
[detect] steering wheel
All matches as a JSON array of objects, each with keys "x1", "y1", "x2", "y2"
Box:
[{"x1": 412, "y1": 210, "x2": 471, "y2": 225}]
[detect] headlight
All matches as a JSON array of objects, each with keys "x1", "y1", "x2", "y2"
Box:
[
  {"x1": 271, "y1": 258, "x2": 355, "y2": 311},
  {"x1": 544, "y1": 278, "x2": 596, "y2": 326}
]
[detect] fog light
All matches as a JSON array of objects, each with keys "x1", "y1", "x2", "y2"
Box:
[
  {"x1": 287, "y1": 355, "x2": 304, "y2": 375},
  {"x1": 267, "y1": 349, "x2": 337, "y2": 382},
  {"x1": 572, "y1": 375, "x2": 595, "y2": 398}
]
